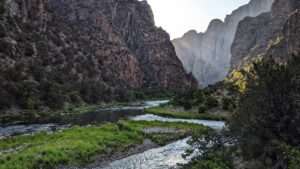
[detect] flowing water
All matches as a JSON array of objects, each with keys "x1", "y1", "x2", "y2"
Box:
[
  {"x1": 1, "y1": 100, "x2": 226, "y2": 169},
  {"x1": 97, "y1": 138, "x2": 194, "y2": 169},
  {"x1": 73, "y1": 100, "x2": 169, "y2": 125},
  {"x1": 0, "y1": 100, "x2": 169, "y2": 138},
  {"x1": 96, "y1": 114, "x2": 225, "y2": 169}
]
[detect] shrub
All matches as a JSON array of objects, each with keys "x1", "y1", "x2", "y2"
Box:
[
  {"x1": 15, "y1": 80, "x2": 41, "y2": 109},
  {"x1": 229, "y1": 56, "x2": 300, "y2": 168},
  {"x1": 198, "y1": 105, "x2": 208, "y2": 114},
  {"x1": 193, "y1": 90, "x2": 205, "y2": 105},
  {"x1": 40, "y1": 81, "x2": 67, "y2": 109},
  {"x1": 80, "y1": 81, "x2": 106, "y2": 103},
  {"x1": 134, "y1": 91, "x2": 146, "y2": 100},
  {"x1": 68, "y1": 91, "x2": 83, "y2": 104},
  {"x1": 221, "y1": 97, "x2": 236, "y2": 111},
  {"x1": 205, "y1": 96, "x2": 219, "y2": 109},
  {"x1": 183, "y1": 101, "x2": 193, "y2": 110},
  {"x1": 0, "y1": 88, "x2": 14, "y2": 109}
]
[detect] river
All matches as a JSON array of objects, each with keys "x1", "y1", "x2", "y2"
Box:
[
  {"x1": 96, "y1": 114, "x2": 225, "y2": 169},
  {"x1": 0, "y1": 100, "x2": 225, "y2": 169},
  {"x1": 0, "y1": 100, "x2": 169, "y2": 138}
]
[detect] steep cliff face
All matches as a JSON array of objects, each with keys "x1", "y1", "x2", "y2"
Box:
[
  {"x1": 231, "y1": 0, "x2": 300, "y2": 67},
  {"x1": 284, "y1": 10, "x2": 300, "y2": 56},
  {"x1": 0, "y1": 0, "x2": 195, "y2": 110},
  {"x1": 173, "y1": 0, "x2": 274, "y2": 86}
]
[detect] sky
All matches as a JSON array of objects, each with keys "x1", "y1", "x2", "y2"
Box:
[{"x1": 146, "y1": 0, "x2": 250, "y2": 39}]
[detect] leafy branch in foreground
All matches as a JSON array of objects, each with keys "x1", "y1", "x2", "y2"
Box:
[
  {"x1": 182, "y1": 130, "x2": 235, "y2": 169},
  {"x1": 229, "y1": 55, "x2": 300, "y2": 169}
]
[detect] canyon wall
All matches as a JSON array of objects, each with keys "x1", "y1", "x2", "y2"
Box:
[
  {"x1": 231, "y1": 0, "x2": 300, "y2": 67},
  {"x1": 0, "y1": 0, "x2": 195, "y2": 110},
  {"x1": 173, "y1": 0, "x2": 274, "y2": 86}
]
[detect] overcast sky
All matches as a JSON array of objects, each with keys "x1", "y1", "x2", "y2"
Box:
[{"x1": 146, "y1": 0, "x2": 250, "y2": 39}]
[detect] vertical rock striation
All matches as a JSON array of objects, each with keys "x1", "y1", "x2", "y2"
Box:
[
  {"x1": 231, "y1": 0, "x2": 300, "y2": 67},
  {"x1": 173, "y1": 0, "x2": 274, "y2": 86},
  {"x1": 0, "y1": 0, "x2": 195, "y2": 110}
]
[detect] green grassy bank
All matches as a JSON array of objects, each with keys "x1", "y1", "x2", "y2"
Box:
[
  {"x1": 0, "y1": 120, "x2": 209, "y2": 169},
  {"x1": 145, "y1": 106, "x2": 228, "y2": 121}
]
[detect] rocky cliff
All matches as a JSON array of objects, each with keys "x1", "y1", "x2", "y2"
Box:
[
  {"x1": 173, "y1": 0, "x2": 274, "y2": 86},
  {"x1": 231, "y1": 0, "x2": 300, "y2": 67},
  {"x1": 0, "y1": 0, "x2": 195, "y2": 110}
]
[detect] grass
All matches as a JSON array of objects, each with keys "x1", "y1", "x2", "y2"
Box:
[
  {"x1": 145, "y1": 106, "x2": 228, "y2": 121},
  {"x1": 0, "y1": 120, "x2": 209, "y2": 169},
  {"x1": 122, "y1": 120, "x2": 211, "y2": 146}
]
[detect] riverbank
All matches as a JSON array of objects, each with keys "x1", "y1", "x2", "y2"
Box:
[
  {"x1": 0, "y1": 120, "x2": 210, "y2": 169},
  {"x1": 0, "y1": 104, "x2": 101, "y2": 126},
  {"x1": 145, "y1": 106, "x2": 229, "y2": 121},
  {"x1": 0, "y1": 100, "x2": 169, "y2": 126}
]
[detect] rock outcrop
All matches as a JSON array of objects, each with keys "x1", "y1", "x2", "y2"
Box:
[
  {"x1": 231, "y1": 0, "x2": 300, "y2": 67},
  {"x1": 0, "y1": 0, "x2": 195, "y2": 110},
  {"x1": 173, "y1": 0, "x2": 274, "y2": 86},
  {"x1": 284, "y1": 10, "x2": 300, "y2": 56}
]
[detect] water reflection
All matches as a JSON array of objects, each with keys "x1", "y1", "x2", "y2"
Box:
[{"x1": 0, "y1": 100, "x2": 170, "y2": 137}]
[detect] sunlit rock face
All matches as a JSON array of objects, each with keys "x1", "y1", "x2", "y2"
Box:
[
  {"x1": 231, "y1": 0, "x2": 300, "y2": 67},
  {"x1": 172, "y1": 0, "x2": 274, "y2": 86}
]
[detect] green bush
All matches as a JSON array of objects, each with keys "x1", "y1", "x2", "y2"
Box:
[
  {"x1": 222, "y1": 97, "x2": 236, "y2": 111},
  {"x1": 229, "y1": 56, "x2": 300, "y2": 168},
  {"x1": 205, "y1": 96, "x2": 219, "y2": 109},
  {"x1": 198, "y1": 105, "x2": 208, "y2": 114},
  {"x1": 68, "y1": 91, "x2": 83, "y2": 104},
  {"x1": 0, "y1": 87, "x2": 14, "y2": 109},
  {"x1": 193, "y1": 90, "x2": 205, "y2": 104},
  {"x1": 134, "y1": 91, "x2": 146, "y2": 100},
  {"x1": 183, "y1": 101, "x2": 193, "y2": 110},
  {"x1": 24, "y1": 96, "x2": 41, "y2": 110},
  {"x1": 40, "y1": 81, "x2": 67, "y2": 109}
]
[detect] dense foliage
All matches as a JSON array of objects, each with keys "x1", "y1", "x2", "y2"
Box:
[
  {"x1": 171, "y1": 82, "x2": 237, "y2": 113},
  {"x1": 229, "y1": 56, "x2": 300, "y2": 168},
  {"x1": 0, "y1": 73, "x2": 174, "y2": 110},
  {"x1": 184, "y1": 55, "x2": 300, "y2": 169},
  {"x1": 183, "y1": 130, "x2": 235, "y2": 169}
]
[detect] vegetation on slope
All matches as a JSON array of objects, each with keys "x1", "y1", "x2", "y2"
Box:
[
  {"x1": 228, "y1": 56, "x2": 300, "y2": 168},
  {"x1": 0, "y1": 89, "x2": 176, "y2": 125},
  {"x1": 172, "y1": 82, "x2": 237, "y2": 112},
  {"x1": 185, "y1": 55, "x2": 300, "y2": 169},
  {"x1": 148, "y1": 79, "x2": 237, "y2": 121}
]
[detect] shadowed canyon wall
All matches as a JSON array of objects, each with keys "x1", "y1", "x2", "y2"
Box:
[{"x1": 0, "y1": 0, "x2": 196, "y2": 110}]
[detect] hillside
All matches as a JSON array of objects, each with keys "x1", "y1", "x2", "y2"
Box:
[{"x1": 0, "y1": 0, "x2": 196, "y2": 111}]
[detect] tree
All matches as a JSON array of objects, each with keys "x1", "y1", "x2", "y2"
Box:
[
  {"x1": 229, "y1": 56, "x2": 300, "y2": 168},
  {"x1": 198, "y1": 105, "x2": 208, "y2": 114},
  {"x1": 205, "y1": 96, "x2": 219, "y2": 109},
  {"x1": 222, "y1": 97, "x2": 236, "y2": 111}
]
